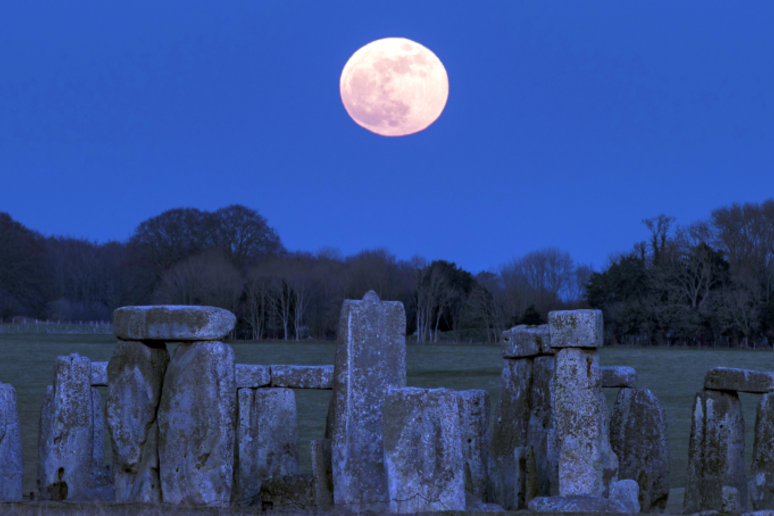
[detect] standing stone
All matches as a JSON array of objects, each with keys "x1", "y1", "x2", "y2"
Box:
[
  {"x1": 330, "y1": 291, "x2": 406, "y2": 510},
  {"x1": 37, "y1": 353, "x2": 96, "y2": 501},
  {"x1": 311, "y1": 439, "x2": 333, "y2": 508},
  {"x1": 90, "y1": 362, "x2": 108, "y2": 386},
  {"x1": 158, "y1": 341, "x2": 236, "y2": 507},
  {"x1": 527, "y1": 355, "x2": 558, "y2": 497},
  {"x1": 610, "y1": 479, "x2": 641, "y2": 513},
  {"x1": 106, "y1": 340, "x2": 169, "y2": 503},
  {"x1": 234, "y1": 387, "x2": 299, "y2": 506},
  {"x1": 684, "y1": 389, "x2": 746, "y2": 514},
  {"x1": 383, "y1": 387, "x2": 465, "y2": 513},
  {"x1": 490, "y1": 357, "x2": 532, "y2": 509},
  {"x1": 89, "y1": 387, "x2": 112, "y2": 501},
  {"x1": 610, "y1": 388, "x2": 670, "y2": 513},
  {"x1": 0, "y1": 383, "x2": 22, "y2": 501},
  {"x1": 750, "y1": 393, "x2": 774, "y2": 510},
  {"x1": 456, "y1": 389, "x2": 490, "y2": 501},
  {"x1": 553, "y1": 347, "x2": 618, "y2": 497}
]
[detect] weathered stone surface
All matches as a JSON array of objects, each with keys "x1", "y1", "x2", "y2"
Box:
[
  {"x1": 528, "y1": 355, "x2": 559, "y2": 498},
  {"x1": 548, "y1": 309, "x2": 604, "y2": 349},
  {"x1": 383, "y1": 387, "x2": 465, "y2": 513},
  {"x1": 466, "y1": 492, "x2": 506, "y2": 512},
  {"x1": 750, "y1": 393, "x2": 774, "y2": 510},
  {"x1": 260, "y1": 474, "x2": 314, "y2": 510},
  {"x1": 744, "y1": 512, "x2": 774, "y2": 516},
  {"x1": 685, "y1": 389, "x2": 746, "y2": 514},
  {"x1": 456, "y1": 389, "x2": 490, "y2": 501},
  {"x1": 90, "y1": 362, "x2": 108, "y2": 386},
  {"x1": 602, "y1": 366, "x2": 637, "y2": 388},
  {"x1": 330, "y1": 290, "x2": 406, "y2": 510},
  {"x1": 106, "y1": 340, "x2": 169, "y2": 503},
  {"x1": 89, "y1": 386, "x2": 112, "y2": 501},
  {"x1": 37, "y1": 353, "x2": 103, "y2": 501},
  {"x1": 501, "y1": 325, "x2": 552, "y2": 358},
  {"x1": 724, "y1": 486, "x2": 742, "y2": 513},
  {"x1": 113, "y1": 305, "x2": 236, "y2": 341},
  {"x1": 271, "y1": 365, "x2": 333, "y2": 390},
  {"x1": 311, "y1": 439, "x2": 333, "y2": 508},
  {"x1": 553, "y1": 348, "x2": 618, "y2": 497},
  {"x1": 234, "y1": 387, "x2": 298, "y2": 506},
  {"x1": 705, "y1": 368, "x2": 774, "y2": 394},
  {"x1": 528, "y1": 495, "x2": 628, "y2": 513},
  {"x1": 490, "y1": 357, "x2": 532, "y2": 509},
  {"x1": 610, "y1": 479, "x2": 641, "y2": 513},
  {"x1": 235, "y1": 364, "x2": 270, "y2": 388},
  {"x1": 158, "y1": 341, "x2": 236, "y2": 507},
  {"x1": 610, "y1": 387, "x2": 670, "y2": 513},
  {"x1": 0, "y1": 383, "x2": 22, "y2": 501}
]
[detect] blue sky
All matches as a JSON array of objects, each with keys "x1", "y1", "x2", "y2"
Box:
[{"x1": 2, "y1": 2, "x2": 773, "y2": 273}]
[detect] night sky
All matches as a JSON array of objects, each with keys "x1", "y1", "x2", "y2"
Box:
[{"x1": 2, "y1": 2, "x2": 773, "y2": 273}]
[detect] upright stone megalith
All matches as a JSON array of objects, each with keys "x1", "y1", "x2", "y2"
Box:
[
  {"x1": 158, "y1": 341, "x2": 236, "y2": 507},
  {"x1": 527, "y1": 355, "x2": 558, "y2": 498},
  {"x1": 456, "y1": 389, "x2": 490, "y2": 501},
  {"x1": 749, "y1": 393, "x2": 774, "y2": 510},
  {"x1": 330, "y1": 290, "x2": 406, "y2": 510},
  {"x1": 0, "y1": 383, "x2": 22, "y2": 501},
  {"x1": 107, "y1": 340, "x2": 169, "y2": 503}
]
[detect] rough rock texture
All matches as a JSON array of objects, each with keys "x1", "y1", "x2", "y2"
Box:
[
  {"x1": 602, "y1": 366, "x2": 637, "y2": 388},
  {"x1": 260, "y1": 474, "x2": 314, "y2": 510},
  {"x1": 89, "y1": 386, "x2": 112, "y2": 501},
  {"x1": 106, "y1": 340, "x2": 169, "y2": 503},
  {"x1": 750, "y1": 393, "x2": 774, "y2": 510},
  {"x1": 456, "y1": 389, "x2": 490, "y2": 501},
  {"x1": 113, "y1": 305, "x2": 236, "y2": 342},
  {"x1": 548, "y1": 309, "x2": 604, "y2": 349},
  {"x1": 527, "y1": 355, "x2": 558, "y2": 498},
  {"x1": 311, "y1": 439, "x2": 333, "y2": 508},
  {"x1": 705, "y1": 368, "x2": 774, "y2": 394},
  {"x1": 235, "y1": 364, "x2": 270, "y2": 388},
  {"x1": 329, "y1": 290, "x2": 406, "y2": 510},
  {"x1": 685, "y1": 389, "x2": 746, "y2": 514},
  {"x1": 501, "y1": 325, "x2": 551, "y2": 358},
  {"x1": 490, "y1": 357, "x2": 532, "y2": 509},
  {"x1": 158, "y1": 341, "x2": 236, "y2": 507},
  {"x1": 90, "y1": 362, "x2": 108, "y2": 386},
  {"x1": 0, "y1": 383, "x2": 22, "y2": 501},
  {"x1": 610, "y1": 479, "x2": 641, "y2": 513},
  {"x1": 37, "y1": 353, "x2": 103, "y2": 501},
  {"x1": 234, "y1": 387, "x2": 298, "y2": 506},
  {"x1": 383, "y1": 387, "x2": 465, "y2": 513},
  {"x1": 528, "y1": 495, "x2": 628, "y2": 513},
  {"x1": 271, "y1": 365, "x2": 333, "y2": 390},
  {"x1": 724, "y1": 486, "x2": 742, "y2": 513},
  {"x1": 610, "y1": 387, "x2": 670, "y2": 513},
  {"x1": 553, "y1": 348, "x2": 618, "y2": 497}
]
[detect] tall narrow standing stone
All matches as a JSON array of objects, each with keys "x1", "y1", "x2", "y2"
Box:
[
  {"x1": 107, "y1": 340, "x2": 169, "y2": 503},
  {"x1": 158, "y1": 341, "x2": 236, "y2": 507},
  {"x1": 684, "y1": 389, "x2": 746, "y2": 513},
  {"x1": 0, "y1": 383, "x2": 22, "y2": 501},
  {"x1": 330, "y1": 291, "x2": 406, "y2": 510},
  {"x1": 610, "y1": 388, "x2": 670, "y2": 513},
  {"x1": 456, "y1": 389, "x2": 490, "y2": 501},
  {"x1": 749, "y1": 392, "x2": 774, "y2": 510},
  {"x1": 527, "y1": 355, "x2": 558, "y2": 497}
]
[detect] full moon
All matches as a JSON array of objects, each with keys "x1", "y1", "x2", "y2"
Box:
[{"x1": 340, "y1": 37, "x2": 449, "y2": 137}]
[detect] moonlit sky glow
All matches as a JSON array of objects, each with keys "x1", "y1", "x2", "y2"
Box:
[{"x1": 2, "y1": 2, "x2": 774, "y2": 273}]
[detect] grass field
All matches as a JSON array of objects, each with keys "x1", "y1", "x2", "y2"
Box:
[{"x1": 1, "y1": 333, "x2": 773, "y2": 510}]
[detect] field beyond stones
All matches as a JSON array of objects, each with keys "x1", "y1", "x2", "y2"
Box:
[{"x1": 2, "y1": 334, "x2": 773, "y2": 512}]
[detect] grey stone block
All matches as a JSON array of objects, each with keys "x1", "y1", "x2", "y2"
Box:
[
  {"x1": 260, "y1": 474, "x2": 314, "y2": 509},
  {"x1": 90, "y1": 362, "x2": 108, "y2": 386},
  {"x1": 685, "y1": 389, "x2": 746, "y2": 514},
  {"x1": 383, "y1": 387, "x2": 465, "y2": 513},
  {"x1": 271, "y1": 365, "x2": 333, "y2": 389},
  {"x1": 705, "y1": 368, "x2": 774, "y2": 393},
  {"x1": 113, "y1": 305, "x2": 236, "y2": 342},
  {"x1": 610, "y1": 387, "x2": 670, "y2": 513},
  {"x1": 501, "y1": 325, "x2": 552, "y2": 358},
  {"x1": 107, "y1": 340, "x2": 169, "y2": 503},
  {"x1": 553, "y1": 348, "x2": 618, "y2": 497},
  {"x1": 0, "y1": 383, "x2": 22, "y2": 501},
  {"x1": 528, "y1": 355, "x2": 559, "y2": 498},
  {"x1": 158, "y1": 341, "x2": 236, "y2": 507},
  {"x1": 236, "y1": 364, "x2": 270, "y2": 388},
  {"x1": 750, "y1": 393, "x2": 774, "y2": 510},
  {"x1": 602, "y1": 366, "x2": 637, "y2": 388},
  {"x1": 610, "y1": 478, "x2": 641, "y2": 513},
  {"x1": 724, "y1": 486, "x2": 742, "y2": 513},
  {"x1": 311, "y1": 439, "x2": 333, "y2": 508},
  {"x1": 528, "y1": 495, "x2": 628, "y2": 513},
  {"x1": 548, "y1": 309, "x2": 604, "y2": 348},
  {"x1": 330, "y1": 290, "x2": 406, "y2": 510},
  {"x1": 456, "y1": 389, "x2": 490, "y2": 501}
]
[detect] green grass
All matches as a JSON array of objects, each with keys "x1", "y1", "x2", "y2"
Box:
[{"x1": 2, "y1": 333, "x2": 773, "y2": 509}]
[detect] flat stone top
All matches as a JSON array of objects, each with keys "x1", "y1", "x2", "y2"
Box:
[
  {"x1": 705, "y1": 367, "x2": 774, "y2": 393},
  {"x1": 548, "y1": 309, "x2": 603, "y2": 349},
  {"x1": 601, "y1": 366, "x2": 636, "y2": 388},
  {"x1": 501, "y1": 324, "x2": 552, "y2": 358},
  {"x1": 113, "y1": 305, "x2": 236, "y2": 342}
]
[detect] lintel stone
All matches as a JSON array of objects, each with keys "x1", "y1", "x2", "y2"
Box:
[
  {"x1": 236, "y1": 364, "x2": 271, "y2": 388},
  {"x1": 90, "y1": 362, "x2": 108, "y2": 386},
  {"x1": 601, "y1": 366, "x2": 636, "y2": 388},
  {"x1": 705, "y1": 367, "x2": 774, "y2": 393},
  {"x1": 548, "y1": 310, "x2": 603, "y2": 349},
  {"x1": 502, "y1": 325, "x2": 552, "y2": 358},
  {"x1": 271, "y1": 365, "x2": 333, "y2": 390},
  {"x1": 113, "y1": 305, "x2": 236, "y2": 342}
]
